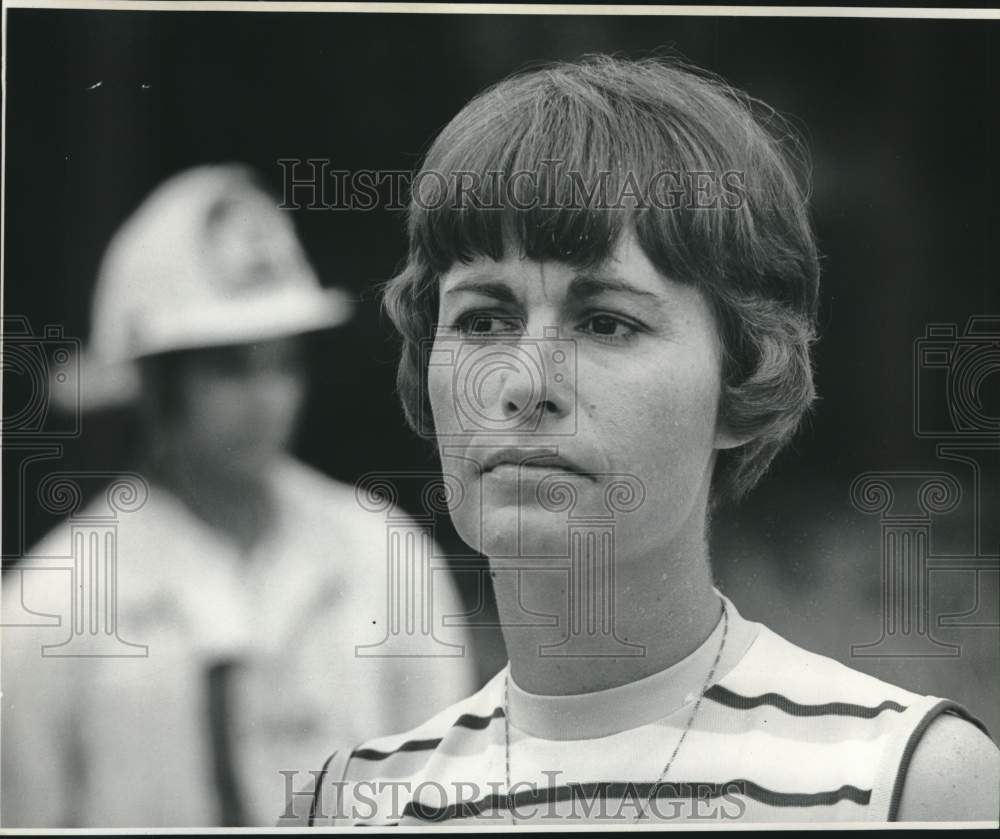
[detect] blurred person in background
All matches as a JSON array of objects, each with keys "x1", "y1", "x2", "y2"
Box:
[{"x1": 1, "y1": 165, "x2": 477, "y2": 827}]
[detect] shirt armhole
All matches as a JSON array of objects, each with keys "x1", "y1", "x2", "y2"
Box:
[
  {"x1": 308, "y1": 748, "x2": 354, "y2": 826},
  {"x1": 870, "y1": 698, "x2": 992, "y2": 822}
]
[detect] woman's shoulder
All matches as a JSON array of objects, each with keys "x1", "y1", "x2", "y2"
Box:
[
  {"x1": 724, "y1": 619, "x2": 930, "y2": 709},
  {"x1": 718, "y1": 616, "x2": 996, "y2": 822},
  {"x1": 279, "y1": 668, "x2": 508, "y2": 827}
]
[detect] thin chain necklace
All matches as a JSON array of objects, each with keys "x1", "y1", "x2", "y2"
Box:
[{"x1": 502, "y1": 599, "x2": 729, "y2": 826}]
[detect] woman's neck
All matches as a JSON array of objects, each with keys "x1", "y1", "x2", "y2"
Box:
[{"x1": 492, "y1": 512, "x2": 721, "y2": 697}]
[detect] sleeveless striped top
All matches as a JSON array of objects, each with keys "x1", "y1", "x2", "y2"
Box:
[{"x1": 288, "y1": 595, "x2": 987, "y2": 826}]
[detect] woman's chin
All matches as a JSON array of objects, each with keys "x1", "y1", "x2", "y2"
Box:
[{"x1": 457, "y1": 505, "x2": 575, "y2": 561}]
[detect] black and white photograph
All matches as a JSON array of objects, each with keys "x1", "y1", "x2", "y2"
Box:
[{"x1": 2, "y1": 1, "x2": 999, "y2": 830}]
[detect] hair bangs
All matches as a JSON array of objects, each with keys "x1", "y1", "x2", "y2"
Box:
[
  {"x1": 409, "y1": 59, "x2": 759, "y2": 292},
  {"x1": 409, "y1": 66, "x2": 684, "y2": 274}
]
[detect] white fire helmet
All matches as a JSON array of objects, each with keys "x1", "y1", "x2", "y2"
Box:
[{"x1": 60, "y1": 163, "x2": 353, "y2": 409}]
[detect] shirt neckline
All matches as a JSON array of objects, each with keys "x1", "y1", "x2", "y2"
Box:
[{"x1": 505, "y1": 591, "x2": 760, "y2": 740}]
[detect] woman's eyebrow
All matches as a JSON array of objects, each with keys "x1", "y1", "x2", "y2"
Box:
[
  {"x1": 569, "y1": 274, "x2": 664, "y2": 303},
  {"x1": 442, "y1": 279, "x2": 518, "y2": 304}
]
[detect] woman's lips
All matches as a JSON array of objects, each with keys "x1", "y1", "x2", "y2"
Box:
[
  {"x1": 479, "y1": 447, "x2": 588, "y2": 476},
  {"x1": 483, "y1": 462, "x2": 577, "y2": 479}
]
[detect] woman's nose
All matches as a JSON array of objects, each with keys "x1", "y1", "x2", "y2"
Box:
[{"x1": 496, "y1": 335, "x2": 573, "y2": 430}]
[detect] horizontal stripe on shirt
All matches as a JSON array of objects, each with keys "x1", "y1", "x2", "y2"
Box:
[
  {"x1": 706, "y1": 685, "x2": 908, "y2": 719},
  {"x1": 352, "y1": 708, "x2": 505, "y2": 761}
]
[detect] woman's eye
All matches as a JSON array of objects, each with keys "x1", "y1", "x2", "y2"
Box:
[
  {"x1": 580, "y1": 314, "x2": 640, "y2": 341},
  {"x1": 455, "y1": 314, "x2": 523, "y2": 336}
]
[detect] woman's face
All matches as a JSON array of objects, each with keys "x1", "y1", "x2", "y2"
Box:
[{"x1": 429, "y1": 229, "x2": 743, "y2": 561}]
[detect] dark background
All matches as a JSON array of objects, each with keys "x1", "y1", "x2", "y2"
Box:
[{"x1": 3, "y1": 8, "x2": 998, "y2": 731}]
